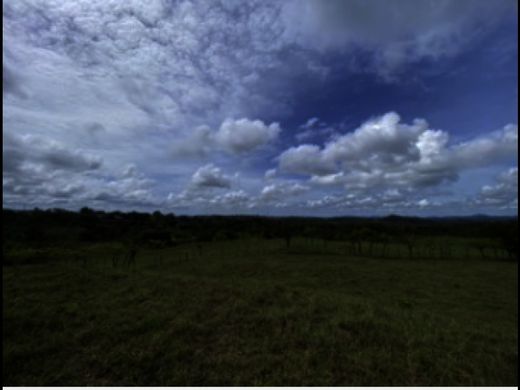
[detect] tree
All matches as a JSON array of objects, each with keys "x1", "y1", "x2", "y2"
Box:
[{"x1": 501, "y1": 233, "x2": 518, "y2": 261}]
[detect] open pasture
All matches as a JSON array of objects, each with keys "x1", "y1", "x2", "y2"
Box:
[{"x1": 3, "y1": 235, "x2": 518, "y2": 386}]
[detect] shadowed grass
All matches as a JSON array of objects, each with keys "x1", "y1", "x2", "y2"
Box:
[{"x1": 3, "y1": 238, "x2": 518, "y2": 385}]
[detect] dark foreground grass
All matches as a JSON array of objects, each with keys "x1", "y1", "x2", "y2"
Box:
[{"x1": 3, "y1": 239, "x2": 518, "y2": 386}]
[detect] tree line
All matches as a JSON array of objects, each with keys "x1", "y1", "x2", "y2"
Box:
[{"x1": 3, "y1": 208, "x2": 518, "y2": 261}]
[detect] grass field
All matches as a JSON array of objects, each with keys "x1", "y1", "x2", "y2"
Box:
[{"x1": 3, "y1": 238, "x2": 518, "y2": 386}]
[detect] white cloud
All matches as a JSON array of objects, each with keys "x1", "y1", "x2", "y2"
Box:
[
  {"x1": 322, "y1": 112, "x2": 425, "y2": 163},
  {"x1": 416, "y1": 130, "x2": 449, "y2": 162},
  {"x1": 3, "y1": 132, "x2": 103, "y2": 175},
  {"x1": 301, "y1": 117, "x2": 320, "y2": 129},
  {"x1": 214, "y1": 118, "x2": 281, "y2": 154},
  {"x1": 310, "y1": 172, "x2": 346, "y2": 186},
  {"x1": 260, "y1": 182, "x2": 309, "y2": 201},
  {"x1": 167, "y1": 188, "x2": 255, "y2": 212},
  {"x1": 191, "y1": 164, "x2": 232, "y2": 189},
  {"x1": 295, "y1": 119, "x2": 336, "y2": 142},
  {"x1": 475, "y1": 167, "x2": 518, "y2": 209},
  {"x1": 279, "y1": 112, "x2": 518, "y2": 192},
  {"x1": 172, "y1": 119, "x2": 282, "y2": 158},
  {"x1": 264, "y1": 168, "x2": 277, "y2": 180},
  {"x1": 279, "y1": 144, "x2": 337, "y2": 176},
  {"x1": 171, "y1": 125, "x2": 213, "y2": 158},
  {"x1": 452, "y1": 124, "x2": 518, "y2": 168},
  {"x1": 418, "y1": 198, "x2": 430, "y2": 208},
  {"x1": 210, "y1": 190, "x2": 253, "y2": 209},
  {"x1": 87, "y1": 175, "x2": 158, "y2": 209}
]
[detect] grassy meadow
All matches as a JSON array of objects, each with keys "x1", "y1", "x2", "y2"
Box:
[{"x1": 3, "y1": 232, "x2": 518, "y2": 386}]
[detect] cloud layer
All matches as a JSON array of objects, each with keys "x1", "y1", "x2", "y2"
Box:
[{"x1": 3, "y1": 0, "x2": 518, "y2": 215}]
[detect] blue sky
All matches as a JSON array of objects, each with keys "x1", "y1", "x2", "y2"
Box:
[{"x1": 3, "y1": 0, "x2": 518, "y2": 216}]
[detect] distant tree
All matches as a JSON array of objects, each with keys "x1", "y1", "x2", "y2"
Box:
[
  {"x1": 475, "y1": 243, "x2": 487, "y2": 259},
  {"x1": 425, "y1": 240, "x2": 437, "y2": 259},
  {"x1": 284, "y1": 232, "x2": 292, "y2": 248},
  {"x1": 79, "y1": 207, "x2": 95, "y2": 215},
  {"x1": 349, "y1": 229, "x2": 365, "y2": 256},
  {"x1": 140, "y1": 230, "x2": 173, "y2": 248},
  {"x1": 378, "y1": 233, "x2": 391, "y2": 258},
  {"x1": 363, "y1": 228, "x2": 380, "y2": 257},
  {"x1": 501, "y1": 233, "x2": 518, "y2": 261},
  {"x1": 402, "y1": 235, "x2": 416, "y2": 259},
  {"x1": 23, "y1": 224, "x2": 45, "y2": 243}
]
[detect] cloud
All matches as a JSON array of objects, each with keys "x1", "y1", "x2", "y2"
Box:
[
  {"x1": 210, "y1": 190, "x2": 253, "y2": 209},
  {"x1": 3, "y1": 62, "x2": 27, "y2": 98},
  {"x1": 260, "y1": 182, "x2": 309, "y2": 201},
  {"x1": 167, "y1": 188, "x2": 255, "y2": 212},
  {"x1": 44, "y1": 183, "x2": 86, "y2": 199},
  {"x1": 279, "y1": 144, "x2": 337, "y2": 176},
  {"x1": 417, "y1": 198, "x2": 430, "y2": 208},
  {"x1": 452, "y1": 124, "x2": 518, "y2": 168},
  {"x1": 264, "y1": 168, "x2": 277, "y2": 180},
  {"x1": 475, "y1": 167, "x2": 518, "y2": 209},
  {"x1": 295, "y1": 117, "x2": 336, "y2": 142},
  {"x1": 89, "y1": 178, "x2": 158, "y2": 208},
  {"x1": 302, "y1": 190, "x2": 445, "y2": 214},
  {"x1": 191, "y1": 164, "x2": 232, "y2": 189},
  {"x1": 2, "y1": 130, "x2": 162, "y2": 210},
  {"x1": 3, "y1": 132, "x2": 102, "y2": 175},
  {"x1": 171, "y1": 125, "x2": 213, "y2": 159},
  {"x1": 2, "y1": 1, "x2": 516, "y2": 215},
  {"x1": 279, "y1": 112, "x2": 518, "y2": 192},
  {"x1": 214, "y1": 118, "x2": 281, "y2": 154},
  {"x1": 122, "y1": 164, "x2": 137, "y2": 178},
  {"x1": 172, "y1": 119, "x2": 282, "y2": 158},
  {"x1": 323, "y1": 112, "x2": 425, "y2": 162},
  {"x1": 301, "y1": 117, "x2": 320, "y2": 129},
  {"x1": 281, "y1": 0, "x2": 517, "y2": 79}
]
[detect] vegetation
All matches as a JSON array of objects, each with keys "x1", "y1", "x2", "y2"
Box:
[{"x1": 3, "y1": 208, "x2": 518, "y2": 386}]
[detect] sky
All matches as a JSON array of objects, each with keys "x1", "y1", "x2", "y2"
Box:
[{"x1": 3, "y1": 0, "x2": 518, "y2": 216}]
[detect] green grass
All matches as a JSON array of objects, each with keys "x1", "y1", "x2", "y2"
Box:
[{"x1": 3, "y1": 238, "x2": 518, "y2": 385}]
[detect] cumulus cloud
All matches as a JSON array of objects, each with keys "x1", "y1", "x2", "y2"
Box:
[
  {"x1": 88, "y1": 176, "x2": 158, "y2": 208},
  {"x1": 167, "y1": 189, "x2": 255, "y2": 212},
  {"x1": 302, "y1": 190, "x2": 446, "y2": 215},
  {"x1": 475, "y1": 167, "x2": 518, "y2": 209},
  {"x1": 260, "y1": 182, "x2": 309, "y2": 201},
  {"x1": 3, "y1": 132, "x2": 102, "y2": 175},
  {"x1": 168, "y1": 178, "x2": 311, "y2": 213},
  {"x1": 452, "y1": 124, "x2": 518, "y2": 168},
  {"x1": 191, "y1": 164, "x2": 232, "y2": 189},
  {"x1": 417, "y1": 199, "x2": 430, "y2": 208},
  {"x1": 264, "y1": 168, "x2": 277, "y2": 180},
  {"x1": 279, "y1": 112, "x2": 518, "y2": 192},
  {"x1": 171, "y1": 125, "x2": 213, "y2": 159},
  {"x1": 279, "y1": 144, "x2": 337, "y2": 176},
  {"x1": 210, "y1": 190, "x2": 253, "y2": 209},
  {"x1": 172, "y1": 119, "x2": 282, "y2": 158},
  {"x1": 214, "y1": 118, "x2": 281, "y2": 154},
  {"x1": 2, "y1": 129, "x2": 161, "y2": 210}
]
